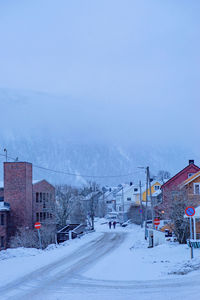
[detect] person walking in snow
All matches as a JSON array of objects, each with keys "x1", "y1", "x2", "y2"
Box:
[
  {"x1": 108, "y1": 221, "x2": 112, "y2": 229},
  {"x1": 113, "y1": 221, "x2": 116, "y2": 229}
]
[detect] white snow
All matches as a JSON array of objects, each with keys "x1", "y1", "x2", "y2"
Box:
[
  {"x1": 1, "y1": 218, "x2": 200, "y2": 296},
  {"x1": 84, "y1": 219, "x2": 200, "y2": 281},
  {"x1": 0, "y1": 231, "x2": 102, "y2": 288}
]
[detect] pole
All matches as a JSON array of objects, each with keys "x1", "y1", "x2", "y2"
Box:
[
  {"x1": 190, "y1": 217, "x2": 193, "y2": 259},
  {"x1": 148, "y1": 172, "x2": 155, "y2": 230},
  {"x1": 122, "y1": 186, "x2": 125, "y2": 222},
  {"x1": 37, "y1": 229, "x2": 42, "y2": 249},
  {"x1": 193, "y1": 217, "x2": 196, "y2": 240},
  {"x1": 139, "y1": 180, "x2": 143, "y2": 228},
  {"x1": 144, "y1": 167, "x2": 149, "y2": 239}
]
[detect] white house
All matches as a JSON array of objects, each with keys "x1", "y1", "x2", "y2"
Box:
[{"x1": 115, "y1": 183, "x2": 140, "y2": 213}]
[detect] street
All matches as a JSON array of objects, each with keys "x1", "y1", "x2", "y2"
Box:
[{"x1": 1, "y1": 230, "x2": 200, "y2": 300}]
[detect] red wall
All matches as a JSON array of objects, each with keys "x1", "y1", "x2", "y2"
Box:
[
  {"x1": 32, "y1": 180, "x2": 55, "y2": 224},
  {"x1": 4, "y1": 162, "x2": 33, "y2": 234}
]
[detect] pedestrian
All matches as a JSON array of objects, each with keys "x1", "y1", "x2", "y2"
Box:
[
  {"x1": 108, "y1": 221, "x2": 112, "y2": 229},
  {"x1": 113, "y1": 221, "x2": 116, "y2": 229}
]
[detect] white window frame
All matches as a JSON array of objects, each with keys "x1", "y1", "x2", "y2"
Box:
[{"x1": 194, "y1": 183, "x2": 200, "y2": 195}]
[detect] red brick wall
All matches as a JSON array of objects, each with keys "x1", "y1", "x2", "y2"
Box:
[
  {"x1": 4, "y1": 162, "x2": 33, "y2": 234},
  {"x1": 32, "y1": 180, "x2": 55, "y2": 225}
]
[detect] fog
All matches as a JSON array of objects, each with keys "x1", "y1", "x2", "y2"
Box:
[{"x1": 0, "y1": 0, "x2": 200, "y2": 152}]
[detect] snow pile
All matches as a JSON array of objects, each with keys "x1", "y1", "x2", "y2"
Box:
[
  {"x1": 0, "y1": 231, "x2": 102, "y2": 288},
  {"x1": 0, "y1": 247, "x2": 41, "y2": 261}
]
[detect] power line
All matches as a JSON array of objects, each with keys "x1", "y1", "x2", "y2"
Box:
[{"x1": 0, "y1": 152, "x2": 142, "y2": 179}]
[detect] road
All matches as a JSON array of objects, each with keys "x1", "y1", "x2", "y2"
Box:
[{"x1": 1, "y1": 232, "x2": 200, "y2": 300}]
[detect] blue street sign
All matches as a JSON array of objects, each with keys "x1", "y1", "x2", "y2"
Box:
[{"x1": 185, "y1": 206, "x2": 195, "y2": 217}]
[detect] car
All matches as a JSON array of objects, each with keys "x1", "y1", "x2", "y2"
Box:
[{"x1": 121, "y1": 219, "x2": 132, "y2": 227}]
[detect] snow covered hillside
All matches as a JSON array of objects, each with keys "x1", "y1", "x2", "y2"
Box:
[{"x1": 1, "y1": 88, "x2": 199, "y2": 186}]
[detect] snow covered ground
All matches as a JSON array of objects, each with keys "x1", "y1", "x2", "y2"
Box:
[
  {"x1": 0, "y1": 231, "x2": 103, "y2": 288},
  {"x1": 1, "y1": 219, "x2": 200, "y2": 300},
  {"x1": 85, "y1": 219, "x2": 200, "y2": 281}
]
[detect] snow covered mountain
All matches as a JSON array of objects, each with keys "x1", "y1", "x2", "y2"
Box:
[{"x1": 0, "y1": 88, "x2": 199, "y2": 186}]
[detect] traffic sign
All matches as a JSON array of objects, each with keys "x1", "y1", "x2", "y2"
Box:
[
  {"x1": 154, "y1": 218, "x2": 160, "y2": 226},
  {"x1": 34, "y1": 222, "x2": 41, "y2": 229},
  {"x1": 185, "y1": 206, "x2": 195, "y2": 217}
]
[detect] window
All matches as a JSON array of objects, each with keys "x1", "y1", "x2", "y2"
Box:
[
  {"x1": 43, "y1": 193, "x2": 45, "y2": 201},
  {"x1": 188, "y1": 173, "x2": 195, "y2": 178},
  {"x1": 134, "y1": 188, "x2": 138, "y2": 192},
  {"x1": 154, "y1": 185, "x2": 160, "y2": 191},
  {"x1": 194, "y1": 183, "x2": 200, "y2": 195},
  {"x1": 0, "y1": 214, "x2": 4, "y2": 226},
  {"x1": 36, "y1": 192, "x2": 39, "y2": 203},
  {"x1": 127, "y1": 197, "x2": 131, "y2": 201},
  {"x1": 47, "y1": 212, "x2": 49, "y2": 219},
  {"x1": 43, "y1": 212, "x2": 46, "y2": 220},
  {"x1": 46, "y1": 193, "x2": 49, "y2": 202},
  {"x1": 50, "y1": 193, "x2": 52, "y2": 201},
  {"x1": 43, "y1": 202, "x2": 46, "y2": 209},
  {"x1": 1, "y1": 236, "x2": 4, "y2": 248},
  {"x1": 36, "y1": 213, "x2": 39, "y2": 222},
  {"x1": 118, "y1": 206, "x2": 122, "y2": 211},
  {"x1": 40, "y1": 193, "x2": 42, "y2": 202},
  {"x1": 40, "y1": 212, "x2": 43, "y2": 221}
]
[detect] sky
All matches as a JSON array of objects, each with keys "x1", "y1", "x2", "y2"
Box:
[{"x1": 0, "y1": 0, "x2": 200, "y2": 150}]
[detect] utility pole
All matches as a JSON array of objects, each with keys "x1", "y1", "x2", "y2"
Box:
[
  {"x1": 149, "y1": 174, "x2": 155, "y2": 230},
  {"x1": 139, "y1": 180, "x2": 143, "y2": 228},
  {"x1": 144, "y1": 167, "x2": 149, "y2": 239},
  {"x1": 122, "y1": 185, "x2": 125, "y2": 222}
]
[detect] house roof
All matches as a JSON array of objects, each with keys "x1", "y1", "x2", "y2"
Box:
[
  {"x1": 162, "y1": 163, "x2": 200, "y2": 189},
  {"x1": 181, "y1": 171, "x2": 200, "y2": 187}
]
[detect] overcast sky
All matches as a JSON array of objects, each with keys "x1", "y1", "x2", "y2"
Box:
[{"x1": 0, "y1": 0, "x2": 199, "y2": 150}]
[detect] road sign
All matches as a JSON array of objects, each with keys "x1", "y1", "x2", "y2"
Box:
[
  {"x1": 154, "y1": 218, "x2": 160, "y2": 226},
  {"x1": 34, "y1": 222, "x2": 41, "y2": 229},
  {"x1": 185, "y1": 206, "x2": 195, "y2": 217}
]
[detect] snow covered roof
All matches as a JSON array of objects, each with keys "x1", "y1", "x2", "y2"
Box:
[
  {"x1": 0, "y1": 202, "x2": 10, "y2": 211},
  {"x1": 152, "y1": 190, "x2": 162, "y2": 197},
  {"x1": 32, "y1": 179, "x2": 42, "y2": 184}
]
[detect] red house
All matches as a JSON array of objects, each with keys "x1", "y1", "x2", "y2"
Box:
[{"x1": 158, "y1": 160, "x2": 200, "y2": 217}]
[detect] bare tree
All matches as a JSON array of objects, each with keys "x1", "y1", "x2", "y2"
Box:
[
  {"x1": 10, "y1": 225, "x2": 56, "y2": 249},
  {"x1": 55, "y1": 185, "x2": 78, "y2": 228},
  {"x1": 157, "y1": 170, "x2": 171, "y2": 183},
  {"x1": 159, "y1": 188, "x2": 190, "y2": 244}
]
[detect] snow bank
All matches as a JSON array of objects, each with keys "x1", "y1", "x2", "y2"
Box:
[{"x1": 0, "y1": 231, "x2": 102, "y2": 288}]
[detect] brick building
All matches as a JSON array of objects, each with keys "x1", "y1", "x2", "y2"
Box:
[{"x1": 0, "y1": 162, "x2": 55, "y2": 249}]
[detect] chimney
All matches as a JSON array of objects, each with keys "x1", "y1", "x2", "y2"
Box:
[{"x1": 189, "y1": 160, "x2": 194, "y2": 165}]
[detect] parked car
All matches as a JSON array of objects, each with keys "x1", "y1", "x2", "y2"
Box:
[{"x1": 121, "y1": 219, "x2": 132, "y2": 227}]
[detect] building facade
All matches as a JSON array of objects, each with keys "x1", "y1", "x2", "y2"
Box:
[{"x1": 0, "y1": 162, "x2": 55, "y2": 249}]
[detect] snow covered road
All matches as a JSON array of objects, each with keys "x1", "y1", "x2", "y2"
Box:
[{"x1": 1, "y1": 225, "x2": 200, "y2": 300}]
